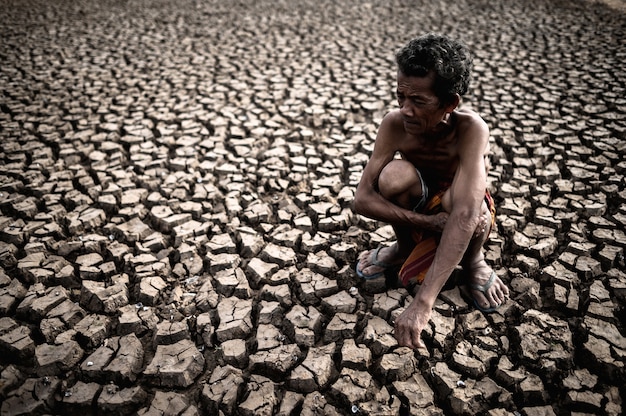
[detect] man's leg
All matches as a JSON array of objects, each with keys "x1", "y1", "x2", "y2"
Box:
[
  {"x1": 462, "y1": 207, "x2": 509, "y2": 309},
  {"x1": 440, "y1": 193, "x2": 509, "y2": 309},
  {"x1": 356, "y1": 160, "x2": 423, "y2": 277}
]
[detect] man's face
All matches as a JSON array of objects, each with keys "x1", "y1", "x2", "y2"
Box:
[{"x1": 396, "y1": 70, "x2": 449, "y2": 136}]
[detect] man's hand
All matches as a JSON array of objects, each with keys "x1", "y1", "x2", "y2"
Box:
[
  {"x1": 472, "y1": 206, "x2": 491, "y2": 238},
  {"x1": 418, "y1": 204, "x2": 488, "y2": 236},
  {"x1": 422, "y1": 212, "x2": 448, "y2": 233},
  {"x1": 394, "y1": 300, "x2": 432, "y2": 350}
]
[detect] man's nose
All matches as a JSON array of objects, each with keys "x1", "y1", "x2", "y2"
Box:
[{"x1": 400, "y1": 102, "x2": 413, "y2": 117}]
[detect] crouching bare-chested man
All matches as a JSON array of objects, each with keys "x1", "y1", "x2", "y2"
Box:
[{"x1": 353, "y1": 33, "x2": 510, "y2": 350}]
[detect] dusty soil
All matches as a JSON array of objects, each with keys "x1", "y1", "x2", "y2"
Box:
[{"x1": 0, "y1": 0, "x2": 625, "y2": 415}]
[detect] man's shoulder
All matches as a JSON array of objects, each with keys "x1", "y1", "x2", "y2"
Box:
[
  {"x1": 377, "y1": 110, "x2": 406, "y2": 139},
  {"x1": 454, "y1": 108, "x2": 488, "y2": 133},
  {"x1": 381, "y1": 109, "x2": 404, "y2": 126},
  {"x1": 453, "y1": 109, "x2": 490, "y2": 156}
]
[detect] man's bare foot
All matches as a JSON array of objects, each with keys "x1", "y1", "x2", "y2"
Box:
[
  {"x1": 356, "y1": 244, "x2": 406, "y2": 279},
  {"x1": 464, "y1": 260, "x2": 509, "y2": 311}
]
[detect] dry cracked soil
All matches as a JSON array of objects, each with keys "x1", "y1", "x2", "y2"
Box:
[{"x1": 0, "y1": 0, "x2": 625, "y2": 415}]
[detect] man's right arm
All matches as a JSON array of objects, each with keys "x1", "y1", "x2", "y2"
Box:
[{"x1": 353, "y1": 112, "x2": 439, "y2": 230}]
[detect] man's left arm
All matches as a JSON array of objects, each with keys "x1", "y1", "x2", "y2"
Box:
[
  {"x1": 420, "y1": 115, "x2": 490, "y2": 293},
  {"x1": 395, "y1": 115, "x2": 489, "y2": 349}
]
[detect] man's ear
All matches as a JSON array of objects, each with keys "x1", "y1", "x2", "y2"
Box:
[{"x1": 445, "y1": 93, "x2": 461, "y2": 112}]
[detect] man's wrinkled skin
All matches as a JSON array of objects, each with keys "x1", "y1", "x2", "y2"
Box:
[{"x1": 353, "y1": 35, "x2": 509, "y2": 350}]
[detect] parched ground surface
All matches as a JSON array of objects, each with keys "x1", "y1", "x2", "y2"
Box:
[{"x1": 0, "y1": 0, "x2": 625, "y2": 415}]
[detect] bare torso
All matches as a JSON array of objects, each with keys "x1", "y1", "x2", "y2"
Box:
[{"x1": 385, "y1": 108, "x2": 487, "y2": 189}]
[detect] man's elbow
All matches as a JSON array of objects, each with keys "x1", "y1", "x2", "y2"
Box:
[{"x1": 352, "y1": 194, "x2": 366, "y2": 215}]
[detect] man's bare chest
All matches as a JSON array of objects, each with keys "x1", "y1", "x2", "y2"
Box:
[{"x1": 398, "y1": 138, "x2": 460, "y2": 180}]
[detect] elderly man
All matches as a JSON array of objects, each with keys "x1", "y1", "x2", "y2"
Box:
[{"x1": 353, "y1": 33, "x2": 509, "y2": 349}]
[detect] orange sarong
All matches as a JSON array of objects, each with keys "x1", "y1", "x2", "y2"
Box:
[{"x1": 398, "y1": 189, "x2": 496, "y2": 286}]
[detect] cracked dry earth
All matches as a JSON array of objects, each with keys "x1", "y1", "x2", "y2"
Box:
[{"x1": 0, "y1": 0, "x2": 625, "y2": 415}]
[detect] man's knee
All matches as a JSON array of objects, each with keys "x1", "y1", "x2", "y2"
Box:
[{"x1": 379, "y1": 160, "x2": 423, "y2": 208}]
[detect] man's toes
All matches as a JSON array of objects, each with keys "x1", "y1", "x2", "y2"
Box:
[
  {"x1": 358, "y1": 250, "x2": 372, "y2": 266},
  {"x1": 487, "y1": 292, "x2": 499, "y2": 307},
  {"x1": 473, "y1": 291, "x2": 490, "y2": 308},
  {"x1": 359, "y1": 251, "x2": 369, "y2": 263}
]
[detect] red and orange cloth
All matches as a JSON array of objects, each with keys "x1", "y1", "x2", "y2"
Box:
[{"x1": 398, "y1": 189, "x2": 496, "y2": 286}]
